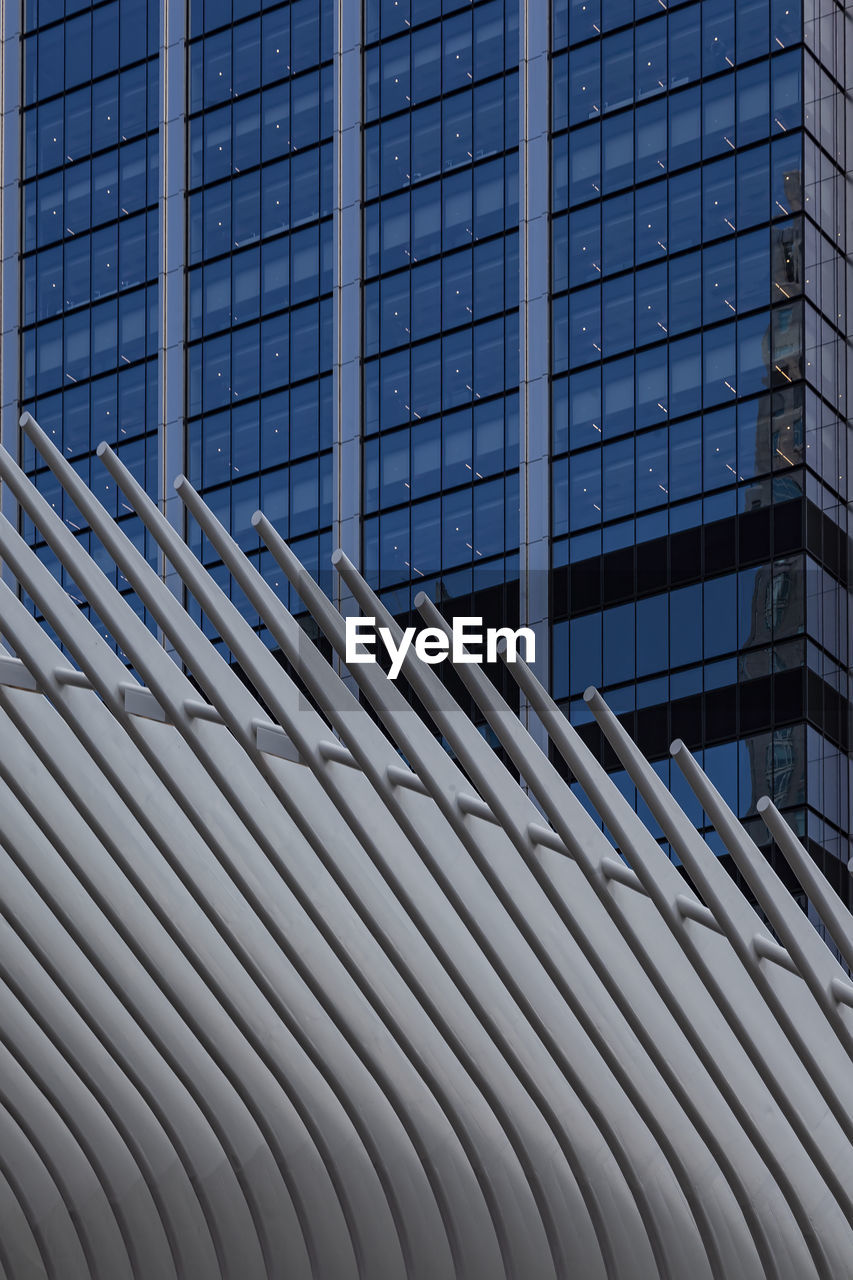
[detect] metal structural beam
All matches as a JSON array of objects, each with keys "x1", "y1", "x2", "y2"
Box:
[{"x1": 0, "y1": 413, "x2": 853, "y2": 1279}]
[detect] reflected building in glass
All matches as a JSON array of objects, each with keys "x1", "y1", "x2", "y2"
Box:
[
  {"x1": 548, "y1": 0, "x2": 852, "y2": 915},
  {"x1": 0, "y1": 0, "x2": 850, "y2": 908}
]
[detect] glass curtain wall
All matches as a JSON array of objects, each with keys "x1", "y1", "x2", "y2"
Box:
[
  {"x1": 361, "y1": 0, "x2": 520, "y2": 644},
  {"x1": 21, "y1": 0, "x2": 160, "y2": 645},
  {"x1": 14, "y1": 0, "x2": 850, "y2": 887},
  {"x1": 549, "y1": 0, "x2": 850, "y2": 879},
  {"x1": 800, "y1": 0, "x2": 851, "y2": 869},
  {"x1": 184, "y1": 0, "x2": 335, "y2": 646}
]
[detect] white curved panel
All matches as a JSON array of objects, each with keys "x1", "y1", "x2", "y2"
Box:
[{"x1": 0, "y1": 414, "x2": 849, "y2": 1278}]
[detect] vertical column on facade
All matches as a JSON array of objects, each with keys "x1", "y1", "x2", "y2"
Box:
[
  {"x1": 519, "y1": 1, "x2": 551, "y2": 747},
  {"x1": 159, "y1": 0, "x2": 187, "y2": 607},
  {"x1": 0, "y1": 0, "x2": 22, "y2": 586},
  {"x1": 837, "y1": 0, "x2": 851, "y2": 873},
  {"x1": 333, "y1": 0, "x2": 363, "y2": 644},
  {"x1": 835, "y1": 0, "x2": 851, "y2": 867},
  {"x1": 804, "y1": 0, "x2": 853, "y2": 873}
]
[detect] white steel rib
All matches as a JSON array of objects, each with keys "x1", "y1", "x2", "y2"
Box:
[{"x1": 0, "y1": 412, "x2": 851, "y2": 1279}]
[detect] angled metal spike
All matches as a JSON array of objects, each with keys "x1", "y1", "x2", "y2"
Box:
[
  {"x1": 3, "y1": 428, "x2": 853, "y2": 1279},
  {"x1": 335, "y1": 561, "x2": 833, "y2": 1276},
  {"x1": 672, "y1": 741, "x2": 853, "y2": 1030},
  {"x1": 583, "y1": 689, "x2": 853, "y2": 1239},
  {"x1": 758, "y1": 796, "x2": 853, "y2": 974}
]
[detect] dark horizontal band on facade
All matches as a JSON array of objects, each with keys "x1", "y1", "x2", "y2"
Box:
[
  {"x1": 554, "y1": 497, "x2": 851, "y2": 619},
  {"x1": 566, "y1": 664, "x2": 848, "y2": 770}
]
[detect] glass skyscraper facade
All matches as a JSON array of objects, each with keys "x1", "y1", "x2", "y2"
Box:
[
  {"x1": 15, "y1": 0, "x2": 160, "y2": 641},
  {"x1": 548, "y1": 0, "x2": 852, "y2": 905},
  {"x1": 1, "y1": 0, "x2": 850, "y2": 904},
  {"x1": 184, "y1": 0, "x2": 334, "y2": 635},
  {"x1": 361, "y1": 0, "x2": 519, "y2": 617}
]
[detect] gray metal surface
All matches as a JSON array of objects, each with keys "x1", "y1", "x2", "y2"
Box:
[{"x1": 0, "y1": 412, "x2": 852, "y2": 1278}]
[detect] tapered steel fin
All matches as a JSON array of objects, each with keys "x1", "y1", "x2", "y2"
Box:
[{"x1": 0, "y1": 423, "x2": 851, "y2": 1278}]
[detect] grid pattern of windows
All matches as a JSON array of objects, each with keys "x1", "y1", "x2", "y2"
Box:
[
  {"x1": 184, "y1": 0, "x2": 334, "y2": 637},
  {"x1": 555, "y1": 563, "x2": 807, "y2": 702},
  {"x1": 361, "y1": 0, "x2": 520, "y2": 616},
  {"x1": 800, "y1": 0, "x2": 851, "y2": 867},
  {"x1": 551, "y1": 0, "x2": 809, "y2": 562},
  {"x1": 9, "y1": 0, "x2": 851, "y2": 891},
  {"x1": 549, "y1": 0, "x2": 851, "y2": 873},
  {"x1": 20, "y1": 0, "x2": 160, "y2": 642}
]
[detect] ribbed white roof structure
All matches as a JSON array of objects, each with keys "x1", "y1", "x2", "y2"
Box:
[{"x1": 0, "y1": 413, "x2": 853, "y2": 1279}]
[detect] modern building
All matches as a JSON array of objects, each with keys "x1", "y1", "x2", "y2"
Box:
[
  {"x1": 2, "y1": 457, "x2": 853, "y2": 1279},
  {"x1": 1, "y1": 0, "x2": 850, "y2": 903}
]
